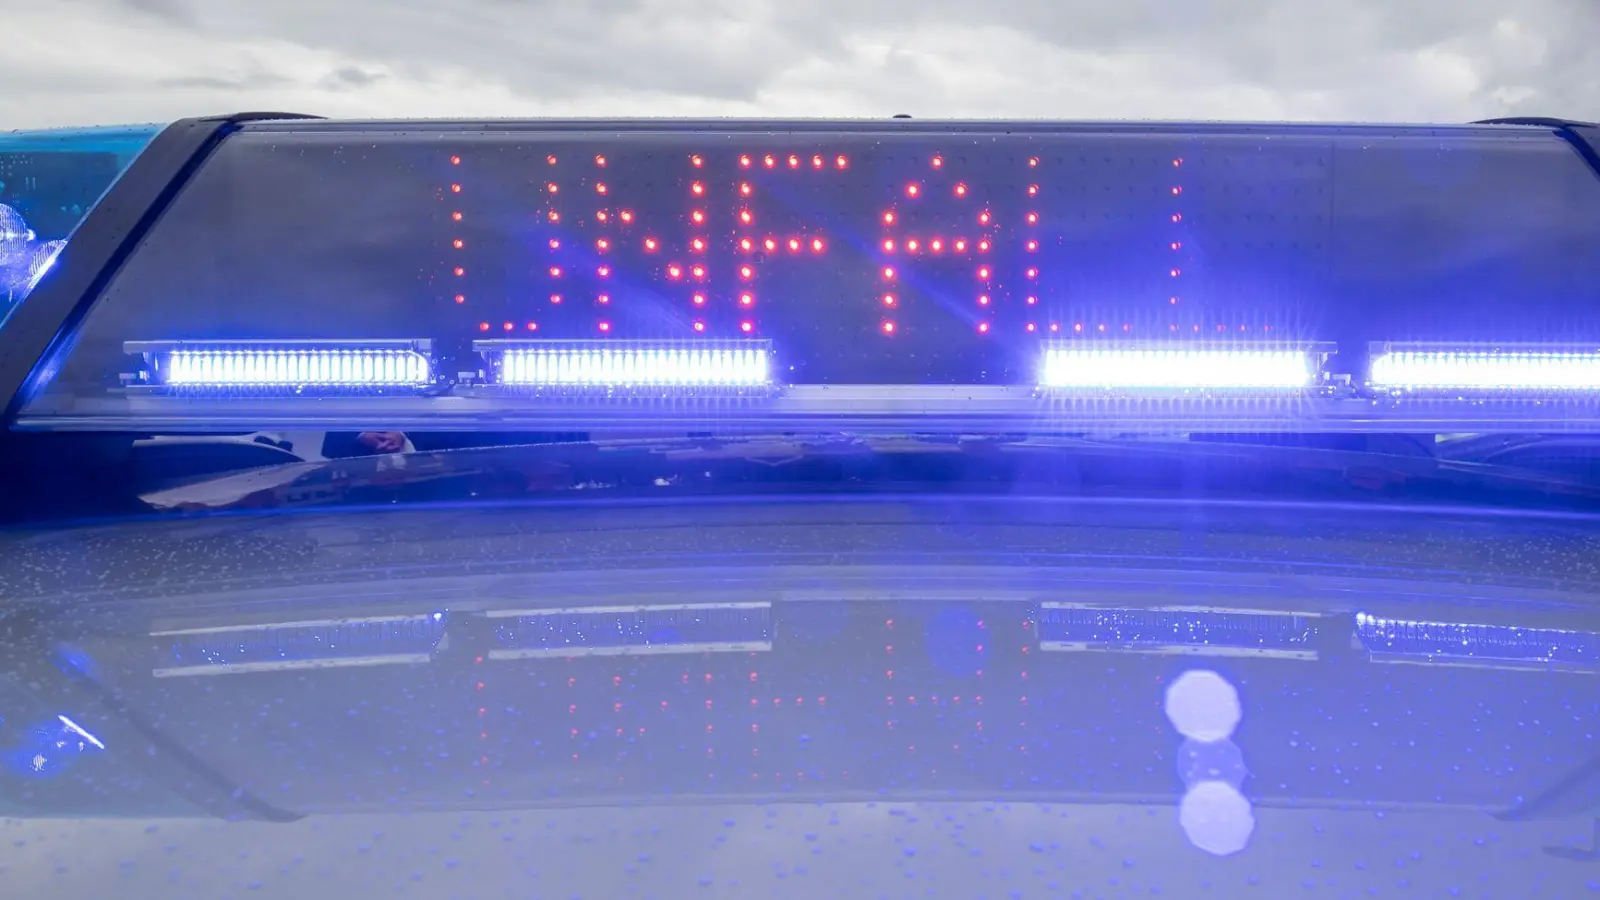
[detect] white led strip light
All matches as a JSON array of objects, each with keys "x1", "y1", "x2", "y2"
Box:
[
  {"x1": 1041, "y1": 347, "x2": 1316, "y2": 390},
  {"x1": 1370, "y1": 350, "x2": 1600, "y2": 392},
  {"x1": 492, "y1": 345, "x2": 771, "y2": 387},
  {"x1": 161, "y1": 348, "x2": 431, "y2": 387}
]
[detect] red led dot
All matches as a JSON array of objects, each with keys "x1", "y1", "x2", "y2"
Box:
[
  {"x1": 619, "y1": 210, "x2": 634, "y2": 223},
  {"x1": 547, "y1": 211, "x2": 560, "y2": 222},
  {"x1": 1050, "y1": 323, "x2": 1060, "y2": 332},
  {"x1": 788, "y1": 155, "x2": 800, "y2": 168},
  {"x1": 977, "y1": 266, "x2": 990, "y2": 280},
  {"x1": 595, "y1": 183, "x2": 608, "y2": 194},
  {"x1": 883, "y1": 239, "x2": 895, "y2": 252},
  {"x1": 740, "y1": 155, "x2": 752, "y2": 167},
  {"x1": 693, "y1": 320, "x2": 706, "y2": 332},
  {"x1": 930, "y1": 239, "x2": 943, "y2": 252},
  {"x1": 503, "y1": 321, "x2": 514, "y2": 332},
  {"x1": 739, "y1": 210, "x2": 753, "y2": 224},
  {"x1": 1171, "y1": 213, "x2": 1182, "y2": 223},
  {"x1": 691, "y1": 238, "x2": 706, "y2": 252},
  {"x1": 906, "y1": 239, "x2": 919, "y2": 252},
  {"x1": 931, "y1": 155, "x2": 944, "y2": 168},
  {"x1": 977, "y1": 322, "x2": 990, "y2": 334},
  {"x1": 740, "y1": 265, "x2": 754, "y2": 279},
  {"x1": 1026, "y1": 212, "x2": 1039, "y2": 225},
  {"x1": 740, "y1": 320, "x2": 754, "y2": 333},
  {"x1": 836, "y1": 155, "x2": 848, "y2": 168},
  {"x1": 548, "y1": 239, "x2": 560, "y2": 250},
  {"x1": 479, "y1": 321, "x2": 490, "y2": 331},
  {"x1": 954, "y1": 239, "x2": 967, "y2": 252},
  {"x1": 739, "y1": 292, "x2": 754, "y2": 306},
  {"x1": 882, "y1": 293, "x2": 897, "y2": 307},
  {"x1": 667, "y1": 264, "x2": 682, "y2": 278},
  {"x1": 691, "y1": 210, "x2": 706, "y2": 224},
  {"x1": 1170, "y1": 296, "x2": 1179, "y2": 304},
  {"x1": 739, "y1": 238, "x2": 753, "y2": 251},
  {"x1": 882, "y1": 266, "x2": 896, "y2": 280},
  {"x1": 527, "y1": 321, "x2": 538, "y2": 331},
  {"x1": 598, "y1": 293, "x2": 611, "y2": 304},
  {"x1": 644, "y1": 238, "x2": 658, "y2": 251},
  {"x1": 1171, "y1": 186, "x2": 1183, "y2": 196},
  {"x1": 811, "y1": 238, "x2": 824, "y2": 252},
  {"x1": 883, "y1": 211, "x2": 896, "y2": 225},
  {"x1": 977, "y1": 294, "x2": 990, "y2": 306},
  {"x1": 596, "y1": 238, "x2": 609, "y2": 250},
  {"x1": 597, "y1": 265, "x2": 611, "y2": 277},
  {"x1": 453, "y1": 266, "x2": 465, "y2": 276},
  {"x1": 1026, "y1": 267, "x2": 1038, "y2": 279},
  {"x1": 977, "y1": 239, "x2": 990, "y2": 252},
  {"x1": 1170, "y1": 268, "x2": 1181, "y2": 277},
  {"x1": 788, "y1": 238, "x2": 801, "y2": 251},
  {"x1": 978, "y1": 211, "x2": 991, "y2": 225},
  {"x1": 740, "y1": 182, "x2": 753, "y2": 196},
  {"x1": 549, "y1": 266, "x2": 562, "y2": 277},
  {"x1": 1027, "y1": 184, "x2": 1039, "y2": 196},
  {"x1": 1026, "y1": 322, "x2": 1037, "y2": 332},
  {"x1": 690, "y1": 154, "x2": 703, "y2": 167},
  {"x1": 450, "y1": 183, "x2": 461, "y2": 193},
  {"x1": 1026, "y1": 240, "x2": 1038, "y2": 251},
  {"x1": 692, "y1": 293, "x2": 706, "y2": 305},
  {"x1": 452, "y1": 239, "x2": 464, "y2": 249},
  {"x1": 1028, "y1": 156, "x2": 1039, "y2": 167},
  {"x1": 598, "y1": 321, "x2": 611, "y2": 332},
  {"x1": 906, "y1": 183, "x2": 920, "y2": 197},
  {"x1": 1173, "y1": 157, "x2": 1184, "y2": 167},
  {"x1": 691, "y1": 182, "x2": 705, "y2": 196},
  {"x1": 595, "y1": 155, "x2": 607, "y2": 167},
  {"x1": 882, "y1": 321, "x2": 896, "y2": 334},
  {"x1": 546, "y1": 155, "x2": 557, "y2": 165},
  {"x1": 452, "y1": 211, "x2": 463, "y2": 221},
  {"x1": 763, "y1": 155, "x2": 776, "y2": 168},
  {"x1": 449, "y1": 155, "x2": 461, "y2": 165},
  {"x1": 595, "y1": 211, "x2": 608, "y2": 222},
  {"x1": 1026, "y1": 295, "x2": 1038, "y2": 305},
  {"x1": 549, "y1": 294, "x2": 563, "y2": 304},
  {"x1": 1170, "y1": 241, "x2": 1182, "y2": 250},
  {"x1": 454, "y1": 294, "x2": 465, "y2": 304},
  {"x1": 812, "y1": 155, "x2": 824, "y2": 168},
  {"x1": 691, "y1": 265, "x2": 706, "y2": 279},
  {"x1": 763, "y1": 238, "x2": 777, "y2": 251},
  {"x1": 954, "y1": 183, "x2": 967, "y2": 197}
]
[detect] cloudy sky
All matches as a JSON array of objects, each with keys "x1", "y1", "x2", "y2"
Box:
[{"x1": 1, "y1": 0, "x2": 1597, "y2": 129}]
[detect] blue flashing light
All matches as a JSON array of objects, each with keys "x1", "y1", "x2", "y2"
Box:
[
  {"x1": 1038, "y1": 604, "x2": 1321, "y2": 660},
  {"x1": 152, "y1": 612, "x2": 448, "y2": 677},
  {"x1": 126, "y1": 340, "x2": 435, "y2": 393},
  {"x1": 3, "y1": 714, "x2": 106, "y2": 780},
  {"x1": 1354, "y1": 611, "x2": 1600, "y2": 673},
  {"x1": 487, "y1": 602, "x2": 773, "y2": 660},
  {"x1": 478, "y1": 339, "x2": 774, "y2": 392},
  {"x1": 1370, "y1": 344, "x2": 1600, "y2": 393},
  {"x1": 1040, "y1": 344, "x2": 1323, "y2": 392}
]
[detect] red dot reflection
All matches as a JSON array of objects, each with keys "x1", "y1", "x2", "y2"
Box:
[
  {"x1": 739, "y1": 238, "x2": 753, "y2": 251},
  {"x1": 503, "y1": 322, "x2": 514, "y2": 332},
  {"x1": 550, "y1": 294, "x2": 563, "y2": 304},
  {"x1": 546, "y1": 155, "x2": 557, "y2": 165},
  {"x1": 595, "y1": 155, "x2": 607, "y2": 167},
  {"x1": 881, "y1": 321, "x2": 896, "y2": 334},
  {"x1": 527, "y1": 321, "x2": 539, "y2": 330},
  {"x1": 977, "y1": 266, "x2": 990, "y2": 280},
  {"x1": 549, "y1": 266, "x2": 562, "y2": 277},
  {"x1": 812, "y1": 154, "x2": 824, "y2": 168},
  {"x1": 1026, "y1": 322, "x2": 1037, "y2": 332},
  {"x1": 693, "y1": 321, "x2": 706, "y2": 332},
  {"x1": 595, "y1": 183, "x2": 608, "y2": 194},
  {"x1": 619, "y1": 210, "x2": 634, "y2": 223},
  {"x1": 597, "y1": 265, "x2": 611, "y2": 277},
  {"x1": 644, "y1": 238, "x2": 658, "y2": 251},
  {"x1": 763, "y1": 238, "x2": 777, "y2": 251},
  {"x1": 691, "y1": 265, "x2": 706, "y2": 279},
  {"x1": 739, "y1": 210, "x2": 753, "y2": 224},
  {"x1": 450, "y1": 184, "x2": 461, "y2": 193},
  {"x1": 954, "y1": 183, "x2": 967, "y2": 197},
  {"x1": 598, "y1": 294, "x2": 611, "y2": 304},
  {"x1": 595, "y1": 211, "x2": 608, "y2": 223},
  {"x1": 906, "y1": 183, "x2": 920, "y2": 197},
  {"x1": 882, "y1": 239, "x2": 895, "y2": 252},
  {"x1": 811, "y1": 238, "x2": 824, "y2": 252},
  {"x1": 1026, "y1": 212, "x2": 1039, "y2": 224},
  {"x1": 977, "y1": 295, "x2": 990, "y2": 306},
  {"x1": 740, "y1": 155, "x2": 752, "y2": 167},
  {"x1": 883, "y1": 211, "x2": 896, "y2": 225},
  {"x1": 978, "y1": 211, "x2": 991, "y2": 225},
  {"x1": 978, "y1": 322, "x2": 990, "y2": 333},
  {"x1": 788, "y1": 155, "x2": 800, "y2": 168},
  {"x1": 836, "y1": 155, "x2": 848, "y2": 168},
  {"x1": 691, "y1": 210, "x2": 706, "y2": 224},
  {"x1": 598, "y1": 321, "x2": 611, "y2": 332},
  {"x1": 977, "y1": 239, "x2": 990, "y2": 252},
  {"x1": 1025, "y1": 240, "x2": 1038, "y2": 251},
  {"x1": 692, "y1": 293, "x2": 707, "y2": 306},
  {"x1": 451, "y1": 211, "x2": 463, "y2": 221},
  {"x1": 882, "y1": 293, "x2": 897, "y2": 307},
  {"x1": 453, "y1": 267, "x2": 465, "y2": 276},
  {"x1": 667, "y1": 264, "x2": 682, "y2": 279},
  {"x1": 452, "y1": 239, "x2": 464, "y2": 249},
  {"x1": 740, "y1": 320, "x2": 754, "y2": 333},
  {"x1": 930, "y1": 239, "x2": 943, "y2": 252},
  {"x1": 1026, "y1": 295, "x2": 1038, "y2": 305},
  {"x1": 1028, "y1": 156, "x2": 1039, "y2": 167},
  {"x1": 596, "y1": 238, "x2": 609, "y2": 251},
  {"x1": 479, "y1": 322, "x2": 490, "y2": 331},
  {"x1": 763, "y1": 155, "x2": 776, "y2": 168},
  {"x1": 691, "y1": 182, "x2": 705, "y2": 195},
  {"x1": 547, "y1": 211, "x2": 560, "y2": 222},
  {"x1": 882, "y1": 266, "x2": 896, "y2": 280},
  {"x1": 788, "y1": 238, "x2": 801, "y2": 252},
  {"x1": 691, "y1": 154, "x2": 703, "y2": 167},
  {"x1": 739, "y1": 293, "x2": 754, "y2": 306},
  {"x1": 740, "y1": 265, "x2": 755, "y2": 279},
  {"x1": 954, "y1": 239, "x2": 967, "y2": 252},
  {"x1": 449, "y1": 155, "x2": 461, "y2": 165},
  {"x1": 691, "y1": 238, "x2": 706, "y2": 252},
  {"x1": 454, "y1": 294, "x2": 465, "y2": 304},
  {"x1": 906, "y1": 239, "x2": 919, "y2": 252}
]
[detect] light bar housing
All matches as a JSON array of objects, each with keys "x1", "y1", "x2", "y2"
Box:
[
  {"x1": 151, "y1": 612, "x2": 449, "y2": 677},
  {"x1": 124, "y1": 340, "x2": 435, "y2": 393},
  {"x1": 1038, "y1": 604, "x2": 1322, "y2": 660},
  {"x1": 1354, "y1": 611, "x2": 1600, "y2": 674},
  {"x1": 486, "y1": 602, "x2": 773, "y2": 660}
]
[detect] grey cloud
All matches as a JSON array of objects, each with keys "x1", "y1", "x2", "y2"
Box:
[{"x1": 318, "y1": 66, "x2": 388, "y2": 91}]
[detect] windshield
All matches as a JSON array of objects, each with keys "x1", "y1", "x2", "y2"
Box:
[{"x1": 5, "y1": 11, "x2": 1600, "y2": 900}]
